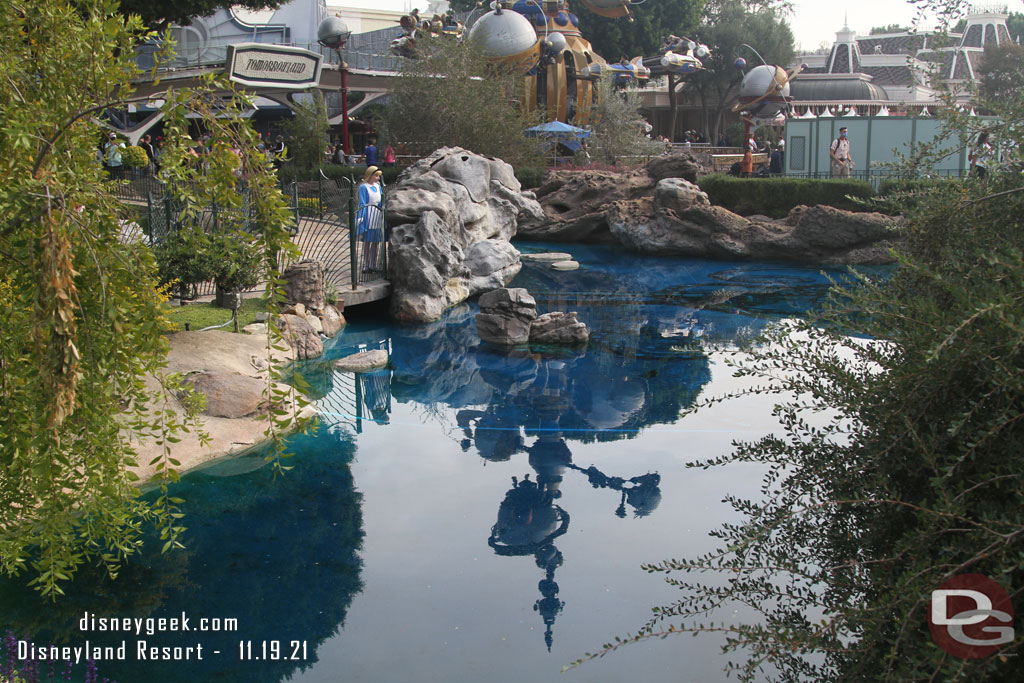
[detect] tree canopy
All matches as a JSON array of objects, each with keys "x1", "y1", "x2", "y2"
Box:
[
  {"x1": 685, "y1": 0, "x2": 795, "y2": 141},
  {"x1": 578, "y1": 0, "x2": 705, "y2": 62},
  {"x1": 383, "y1": 39, "x2": 543, "y2": 167},
  {"x1": 869, "y1": 23, "x2": 910, "y2": 34},
  {"x1": 106, "y1": 0, "x2": 284, "y2": 30},
  {"x1": 0, "y1": 0, "x2": 299, "y2": 597}
]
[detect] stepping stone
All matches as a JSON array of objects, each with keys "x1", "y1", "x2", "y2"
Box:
[
  {"x1": 551, "y1": 260, "x2": 580, "y2": 271},
  {"x1": 521, "y1": 252, "x2": 573, "y2": 263},
  {"x1": 334, "y1": 349, "x2": 389, "y2": 372}
]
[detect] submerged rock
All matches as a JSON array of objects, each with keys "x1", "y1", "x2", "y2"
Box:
[
  {"x1": 529, "y1": 312, "x2": 589, "y2": 345},
  {"x1": 334, "y1": 349, "x2": 389, "y2": 372}
]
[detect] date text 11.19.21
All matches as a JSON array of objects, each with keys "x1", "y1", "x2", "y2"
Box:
[{"x1": 238, "y1": 640, "x2": 308, "y2": 660}]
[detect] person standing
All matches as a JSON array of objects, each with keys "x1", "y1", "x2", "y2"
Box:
[
  {"x1": 357, "y1": 166, "x2": 385, "y2": 273},
  {"x1": 382, "y1": 143, "x2": 396, "y2": 167},
  {"x1": 769, "y1": 140, "x2": 785, "y2": 176},
  {"x1": 740, "y1": 149, "x2": 754, "y2": 178},
  {"x1": 969, "y1": 131, "x2": 992, "y2": 179},
  {"x1": 104, "y1": 132, "x2": 125, "y2": 178},
  {"x1": 272, "y1": 135, "x2": 287, "y2": 170},
  {"x1": 830, "y1": 127, "x2": 855, "y2": 178},
  {"x1": 363, "y1": 137, "x2": 378, "y2": 168},
  {"x1": 140, "y1": 134, "x2": 158, "y2": 174}
]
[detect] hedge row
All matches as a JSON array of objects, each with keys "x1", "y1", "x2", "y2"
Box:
[{"x1": 696, "y1": 175, "x2": 876, "y2": 218}]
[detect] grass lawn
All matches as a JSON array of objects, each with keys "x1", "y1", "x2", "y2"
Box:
[{"x1": 163, "y1": 297, "x2": 268, "y2": 332}]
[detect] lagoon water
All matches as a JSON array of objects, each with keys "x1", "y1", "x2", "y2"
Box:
[{"x1": 1, "y1": 245, "x2": 876, "y2": 682}]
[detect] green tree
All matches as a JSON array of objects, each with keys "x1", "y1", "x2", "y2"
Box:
[
  {"x1": 1008, "y1": 12, "x2": 1024, "y2": 42},
  {"x1": 978, "y1": 41, "x2": 1024, "y2": 109},
  {"x1": 588, "y1": 77, "x2": 664, "y2": 163},
  {"x1": 577, "y1": 0, "x2": 705, "y2": 62},
  {"x1": 384, "y1": 39, "x2": 543, "y2": 167},
  {"x1": 0, "y1": 0, "x2": 300, "y2": 597},
  {"x1": 569, "y1": 0, "x2": 1024, "y2": 677},
  {"x1": 108, "y1": 0, "x2": 284, "y2": 31},
  {"x1": 686, "y1": 0, "x2": 795, "y2": 142},
  {"x1": 283, "y1": 91, "x2": 329, "y2": 171},
  {"x1": 869, "y1": 23, "x2": 910, "y2": 34}
]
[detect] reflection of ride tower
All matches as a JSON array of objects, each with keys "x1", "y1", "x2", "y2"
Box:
[
  {"x1": 489, "y1": 474, "x2": 569, "y2": 651},
  {"x1": 465, "y1": 355, "x2": 662, "y2": 650},
  {"x1": 512, "y1": 1, "x2": 605, "y2": 125}
]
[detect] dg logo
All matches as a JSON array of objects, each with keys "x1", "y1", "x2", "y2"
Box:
[{"x1": 929, "y1": 573, "x2": 1015, "y2": 658}]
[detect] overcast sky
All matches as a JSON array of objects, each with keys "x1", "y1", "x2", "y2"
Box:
[{"x1": 344, "y1": 0, "x2": 1014, "y2": 52}]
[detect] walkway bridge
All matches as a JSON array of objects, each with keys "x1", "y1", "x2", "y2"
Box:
[
  {"x1": 126, "y1": 47, "x2": 402, "y2": 144},
  {"x1": 123, "y1": 171, "x2": 390, "y2": 308}
]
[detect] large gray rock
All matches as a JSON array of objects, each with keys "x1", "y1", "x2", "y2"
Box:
[
  {"x1": 386, "y1": 147, "x2": 542, "y2": 323},
  {"x1": 606, "y1": 179, "x2": 900, "y2": 264},
  {"x1": 516, "y1": 155, "x2": 703, "y2": 243},
  {"x1": 520, "y1": 161, "x2": 899, "y2": 264},
  {"x1": 529, "y1": 312, "x2": 589, "y2": 345},
  {"x1": 645, "y1": 154, "x2": 702, "y2": 183},
  {"x1": 476, "y1": 287, "x2": 538, "y2": 346},
  {"x1": 182, "y1": 372, "x2": 268, "y2": 418},
  {"x1": 283, "y1": 260, "x2": 326, "y2": 311},
  {"x1": 277, "y1": 313, "x2": 323, "y2": 359}
]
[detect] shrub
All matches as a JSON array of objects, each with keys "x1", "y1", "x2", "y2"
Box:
[
  {"x1": 872, "y1": 177, "x2": 964, "y2": 214},
  {"x1": 122, "y1": 144, "x2": 149, "y2": 168},
  {"x1": 697, "y1": 174, "x2": 876, "y2": 217},
  {"x1": 514, "y1": 166, "x2": 546, "y2": 189},
  {"x1": 210, "y1": 231, "x2": 264, "y2": 293},
  {"x1": 153, "y1": 224, "x2": 216, "y2": 300}
]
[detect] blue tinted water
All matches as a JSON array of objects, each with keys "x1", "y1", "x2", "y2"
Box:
[{"x1": 0, "y1": 245, "x2": 882, "y2": 683}]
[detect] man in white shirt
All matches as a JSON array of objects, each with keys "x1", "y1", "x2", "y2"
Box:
[{"x1": 830, "y1": 127, "x2": 854, "y2": 178}]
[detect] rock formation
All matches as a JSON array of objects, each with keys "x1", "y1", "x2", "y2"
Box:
[
  {"x1": 520, "y1": 159, "x2": 900, "y2": 264},
  {"x1": 608, "y1": 182, "x2": 899, "y2": 264},
  {"x1": 529, "y1": 312, "x2": 589, "y2": 345},
  {"x1": 334, "y1": 349, "x2": 390, "y2": 372},
  {"x1": 476, "y1": 287, "x2": 537, "y2": 346},
  {"x1": 385, "y1": 147, "x2": 545, "y2": 323},
  {"x1": 475, "y1": 287, "x2": 590, "y2": 347},
  {"x1": 277, "y1": 260, "x2": 346, "y2": 358}
]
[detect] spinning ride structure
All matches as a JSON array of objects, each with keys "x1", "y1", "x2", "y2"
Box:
[
  {"x1": 731, "y1": 53, "x2": 805, "y2": 141},
  {"x1": 466, "y1": 0, "x2": 645, "y2": 127}
]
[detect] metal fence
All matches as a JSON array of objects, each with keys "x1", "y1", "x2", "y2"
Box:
[{"x1": 134, "y1": 169, "x2": 389, "y2": 300}]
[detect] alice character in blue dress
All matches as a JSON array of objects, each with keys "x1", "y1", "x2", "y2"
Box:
[{"x1": 357, "y1": 166, "x2": 385, "y2": 272}]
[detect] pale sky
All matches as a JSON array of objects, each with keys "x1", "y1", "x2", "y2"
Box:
[
  {"x1": 787, "y1": 0, "x2": 940, "y2": 52},
  {"x1": 341, "y1": 0, "x2": 1020, "y2": 52}
]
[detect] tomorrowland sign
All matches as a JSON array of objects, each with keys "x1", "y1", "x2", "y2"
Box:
[{"x1": 226, "y1": 43, "x2": 323, "y2": 89}]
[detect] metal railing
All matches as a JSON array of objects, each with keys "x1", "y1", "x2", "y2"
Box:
[
  {"x1": 122, "y1": 169, "x2": 388, "y2": 301},
  {"x1": 136, "y1": 42, "x2": 402, "y2": 73}
]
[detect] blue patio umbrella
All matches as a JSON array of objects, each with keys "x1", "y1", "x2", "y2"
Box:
[{"x1": 524, "y1": 121, "x2": 590, "y2": 152}]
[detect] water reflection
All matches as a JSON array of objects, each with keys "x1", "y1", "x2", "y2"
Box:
[
  {"x1": 0, "y1": 247, "x2": 881, "y2": 681},
  {"x1": 0, "y1": 428, "x2": 365, "y2": 683}
]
